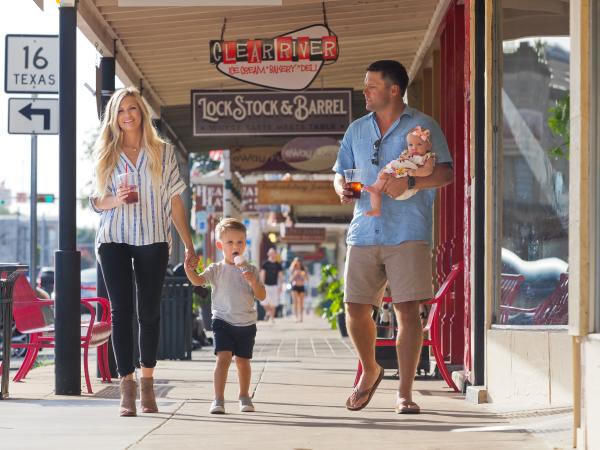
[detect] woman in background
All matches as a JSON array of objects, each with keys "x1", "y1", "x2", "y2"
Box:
[{"x1": 289, "y1": 257, "x2": 309, "y2": 322}]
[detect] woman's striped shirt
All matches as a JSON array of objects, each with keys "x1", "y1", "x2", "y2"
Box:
[{"x1": 91, "y1": 143, "x2": 186, "y2": 253}]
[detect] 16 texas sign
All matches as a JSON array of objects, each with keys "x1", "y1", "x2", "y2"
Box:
[{"x1": 209, "y1": 23, "x2": 339, "y2": 91}]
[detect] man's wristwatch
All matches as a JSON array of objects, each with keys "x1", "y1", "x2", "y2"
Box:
[{"x1": 407, "y1": 175, "x2": 416, "y2": 190}]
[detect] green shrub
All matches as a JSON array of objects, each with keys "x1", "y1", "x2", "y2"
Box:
[{"x1": 316, "y1": 264, "x2": 345, "y2": 329}]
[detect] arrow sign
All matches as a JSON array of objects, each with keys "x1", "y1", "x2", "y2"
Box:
[
  {"x1": 8, "y1": 97, "x2": 58, "y2": 135},
  {"x1": 19, "y1": 103, "x2": 50, "y2": 130}
]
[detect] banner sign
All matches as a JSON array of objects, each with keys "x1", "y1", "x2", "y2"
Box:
[
  {"x1": 194, "y1": 184, "x2": 260, "y2": 213},
  {"x1": 209, "y1": 24, "x2": 338, "y2": 91},
  {"x1": 192, "y1": 89, "x2": 352, "y2": 136},
  {"x1": 257, "y1": 180, "x2": 339, "y2": 205}
]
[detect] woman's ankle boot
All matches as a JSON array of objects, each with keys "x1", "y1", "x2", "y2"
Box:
[
  {"x1": 120, "y1": 378, "x2": 137, "y2": 417},
  {"x1": 140, "y1": 377, "x2": 158, "y2": 413}
]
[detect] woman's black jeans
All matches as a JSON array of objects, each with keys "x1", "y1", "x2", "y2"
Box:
[{"x1": 98, "y1": 242, "x2": 169, "y2": 377}]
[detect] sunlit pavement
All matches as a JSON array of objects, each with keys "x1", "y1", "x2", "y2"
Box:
[{"x1": 2, "y1": 315, "x2": 568, "y2": 450}]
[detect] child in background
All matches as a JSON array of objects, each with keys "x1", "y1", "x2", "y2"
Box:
[{"x1": 185, "y1": 218, "x2": 266, "y2": 414}]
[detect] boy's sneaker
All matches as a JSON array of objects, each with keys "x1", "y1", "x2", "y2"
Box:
[
  {"x1": 239, "y1": 396, "x2": 255, "y2": 412},
  {"x1": 209, "y1": 399, "x2": 225, "y2": 414}
]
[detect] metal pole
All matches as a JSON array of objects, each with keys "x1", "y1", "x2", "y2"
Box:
[
  {"x1": 95, "y1": 56, "x2": 118, "y2": 379},
  {"x1": 473, "y1": 0, "x2": 486, "y2": 387},
  {"x1": 223, "y1": 150, "x2": 232, "y2": 218},
  {"x1": 55, "y1": 3, "x2": 81, "y2": 395},
  {"x1": 30, "y1": 134, "x2": 37, "y2": 285}
]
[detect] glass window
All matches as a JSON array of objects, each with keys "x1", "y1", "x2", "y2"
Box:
[{"x1": 493, "y1": 0, "x2": 570, "y2": 327}]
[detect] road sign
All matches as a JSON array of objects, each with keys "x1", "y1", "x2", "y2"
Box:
[
  {"x1": 8, "y1": 98, "x2": 59, "y2": 135},
  {"x1": 4, "y1": 34, "x2": 59, "y2": 94}
]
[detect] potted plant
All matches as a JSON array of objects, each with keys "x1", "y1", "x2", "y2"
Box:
[
  {"x1": 316, "y1": 264, "x2": 348, "y2": 337},
  {"x1": 192, "y1": 257, "x2": 213, "y2": 330}
]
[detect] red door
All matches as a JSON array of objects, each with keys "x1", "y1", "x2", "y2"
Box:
[{"x1": 438, "y1": 0, "x2": 471, "y2": 376}]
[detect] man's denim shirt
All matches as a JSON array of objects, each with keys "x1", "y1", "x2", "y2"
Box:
[{"x1": 333, "y1": 107, "x2": 453, "y2": 247}]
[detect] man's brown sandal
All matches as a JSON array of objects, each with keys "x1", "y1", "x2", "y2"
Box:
[
  {"x1": 346, "y1": 367, "x2": 385, "y2": 411},
  {"x1": 395, "y1": 399, "x2": 421, "y2": 414}
]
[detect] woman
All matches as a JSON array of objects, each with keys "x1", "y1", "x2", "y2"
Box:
[
  {"x1": 289, "y1": 258, "x2": 309, "y2": 322},
  {"x1": 90, "y1": 87, "x2": 197, "y2": 417}
]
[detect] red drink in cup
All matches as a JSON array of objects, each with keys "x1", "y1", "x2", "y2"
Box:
[
  {"x1": 118, "y1": 172, "x2": 139, "y2": 204},
  {"x1": 343, "y1": 169, "x2": 363, "y2": 199}
]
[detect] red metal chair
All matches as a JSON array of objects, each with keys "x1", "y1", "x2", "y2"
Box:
[
  {"x1": 498, "y1": 273, "x2": 526, "y2": 324},
  {"x1": 499, "y1": 273, "x2": 568, "y2": 326},
  {"x1": 353, "y1": 262, "x2": 463, "y2": 392},
  {"x1": 0, "y1": 275, "x2": 112, "y2": 393}
]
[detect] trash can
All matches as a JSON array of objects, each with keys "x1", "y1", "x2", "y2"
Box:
[
  {"x1": 0, "y1": 264, "x2": 28, "y2": 400},
  {"x1": 157, "y1": 276, "x2": 193, "y2": 360}
]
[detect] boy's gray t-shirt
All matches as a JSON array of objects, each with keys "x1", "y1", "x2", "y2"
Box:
[{"x1": 201, "y1": 261, "x2": 258, "y2": 326}]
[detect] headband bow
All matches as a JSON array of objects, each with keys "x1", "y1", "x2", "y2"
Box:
[{"x1": 409, "y1": 126, "x2": 431, "y2": 142}]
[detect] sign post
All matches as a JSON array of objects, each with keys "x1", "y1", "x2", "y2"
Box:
[{"x1": 5, "y1": 34, "x2": 59, "y2": 286}]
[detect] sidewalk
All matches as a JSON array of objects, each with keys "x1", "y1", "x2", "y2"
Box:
[{"x1": 2, "y1": 316, "x2": 568, "y2": 450}]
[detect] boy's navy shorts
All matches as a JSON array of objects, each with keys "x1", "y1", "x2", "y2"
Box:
[{"x1": 212, "y1": 318, "x2": 257, "y2": 359}]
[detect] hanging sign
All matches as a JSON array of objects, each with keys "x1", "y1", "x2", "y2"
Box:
[
  {"x1": 192, "y1": 89, "x2": 351, "y2": 136},
  {"x1": 209, "y1": 24, "x2": 338, "y2": 91},
  {"x1": 228, "y1": 138, "x2": 339, "y2": 173},
  {"x1": 257, "y1": 180, "x2": 339, "y2": 205}
]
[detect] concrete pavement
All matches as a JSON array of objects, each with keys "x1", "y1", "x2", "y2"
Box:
[{"x1": 2, "y1": 315, "x2": 568, "y2": 449}]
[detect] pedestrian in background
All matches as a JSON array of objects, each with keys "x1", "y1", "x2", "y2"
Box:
[
  {"x1": 289, "y1": 257, "x2": 309, "y2": 322},
  {"x1": 259, "y1": 248, "x2": 284, "y2": 322}
]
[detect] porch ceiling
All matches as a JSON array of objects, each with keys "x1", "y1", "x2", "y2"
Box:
[{"x1": 77, "y1": 0, "x2": 448, "y2": 115}]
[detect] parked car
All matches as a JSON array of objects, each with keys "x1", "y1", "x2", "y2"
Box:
[
  {"x1": 80, "y1": 267, "x2": 97, "y2": 298},
  {"x1": 37, "y1": 267, "x2": 55, "y2": 297}
]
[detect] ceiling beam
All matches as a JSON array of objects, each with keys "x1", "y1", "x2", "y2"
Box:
[{"x1": 77, "y1": 0, "x2": 164, "y2": 115}]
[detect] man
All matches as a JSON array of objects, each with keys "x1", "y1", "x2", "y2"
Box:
[
  {"x1": 259, "y1": 247, "x2": 284, "y2": 322},
  {"x1": 333, "y1": 60, "x2": 453, "y2": 414}
]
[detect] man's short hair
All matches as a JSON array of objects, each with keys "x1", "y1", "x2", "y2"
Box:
[
  {"x1": 366, "y1": 60, "x2": 409, "y2": 96},
  {"x1": 215, "y1": 217, "x2": 247, "y2": 240}
]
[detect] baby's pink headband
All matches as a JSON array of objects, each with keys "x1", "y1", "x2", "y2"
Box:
[{"x1": 409, "y1": 126, "x2": 431, "y2": 142}]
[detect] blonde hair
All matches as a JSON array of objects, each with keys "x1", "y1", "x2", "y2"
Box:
[
  {"x1": 93, "y1": 87, "x2": 165, "y2": 198},
  {"x1": 215, "y1": 217, "x2": 247, "y2": 240}
]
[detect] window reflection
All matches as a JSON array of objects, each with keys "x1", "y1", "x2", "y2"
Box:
[{"x1": 495, "y1": 2, "x2": 570, "y2": 326}]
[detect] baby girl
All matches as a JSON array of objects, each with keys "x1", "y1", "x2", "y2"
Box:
[{"x1": 365, "y1": 126, "x2": 435, "y2": 216}]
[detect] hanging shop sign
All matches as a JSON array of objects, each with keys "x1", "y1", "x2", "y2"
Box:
[
  {"x1": 257, "y1": 180, "x2": 339, "y2": 205},
  {"x1": 228, "y1": 137, "x2": 339, "y2": 173},
  {"x1": 209, "y1": 23, "x2": 338, "y2": 91},
  {"x1": 192, "y1": 89, "x2": 352, "y2": 136}
]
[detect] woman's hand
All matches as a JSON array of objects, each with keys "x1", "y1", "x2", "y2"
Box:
[
  {"x1": 115, "y1": 184, "x2": 133, "y2": 206},
  {"x1": 184, "y1": 247, "x2": 199, "y2": 270}
]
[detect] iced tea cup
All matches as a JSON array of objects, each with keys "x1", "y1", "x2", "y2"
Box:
[
  {"x1": 343, "y1": 169, "x2": 363, "y2": 199},
  {"x1": 118, "y1": 172, "x2": 139, "y2": 204}
]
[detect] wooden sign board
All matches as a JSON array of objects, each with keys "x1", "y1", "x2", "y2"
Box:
[
  {"x1": 282, "y1": 227, "x2": 326, "y2": 243},
  {"x1": 257, "y1": 180, "x2": 339, "y2": 205}
]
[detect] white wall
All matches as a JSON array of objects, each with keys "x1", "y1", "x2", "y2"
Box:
[{"x1": 486, "y1": 329, "x2": 572, "y2": 405}]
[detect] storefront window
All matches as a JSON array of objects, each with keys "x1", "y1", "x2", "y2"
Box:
[{"x1": 493, "y1": 1, "x2": 570, "y2": 326}]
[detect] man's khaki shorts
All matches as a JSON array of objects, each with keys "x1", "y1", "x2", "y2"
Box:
[{"x1": 343, "y1": 241, "x2": 433, "y2": 306}]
